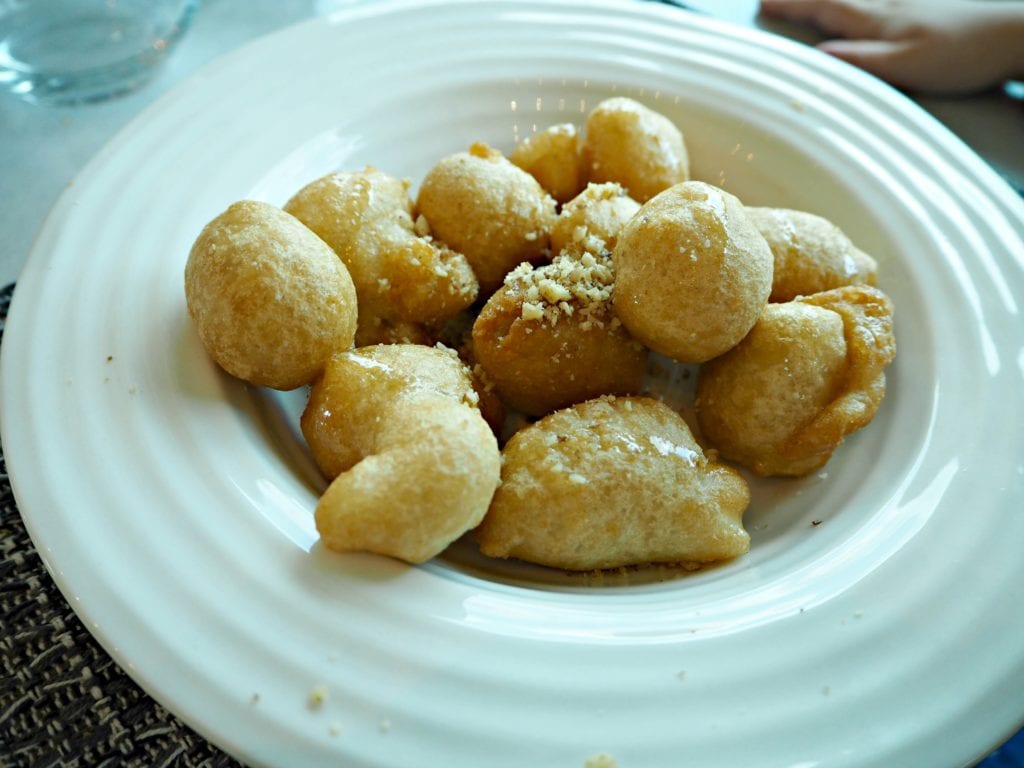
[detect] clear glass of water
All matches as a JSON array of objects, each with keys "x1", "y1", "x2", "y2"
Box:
[{"x1": 0, "y1": 0, "x2": 198, "y2": 105}]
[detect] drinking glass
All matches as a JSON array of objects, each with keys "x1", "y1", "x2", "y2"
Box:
[{"x1": 0, "y1": 0, "x2": 198, "y2": 105}]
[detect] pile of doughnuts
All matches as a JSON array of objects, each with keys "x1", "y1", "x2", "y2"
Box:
[{"x1": 184, "y1": 96, "x2": 896, "y2": 571}]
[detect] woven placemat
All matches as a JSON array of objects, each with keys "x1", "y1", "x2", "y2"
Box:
[
  {"x1": 1, "y1": 279, "x2": 1020, "y2": 767},
  {"x1": 0, "y1": 282, "x2": 239, "y2": 768}
]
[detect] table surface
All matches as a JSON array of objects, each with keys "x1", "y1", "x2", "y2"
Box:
[{"x1": 1, "y1": 1, "x2": 1022, "y2": 766}]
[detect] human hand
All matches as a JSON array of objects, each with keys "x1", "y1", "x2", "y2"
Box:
[{"x1": 758, "y1": 0, "x2": 1024, "y2": 95}]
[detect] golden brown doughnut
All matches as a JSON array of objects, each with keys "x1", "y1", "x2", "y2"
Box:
[
  {"x1": 475, "y1": 396, "x2": 751, "y2": 571},
  {"x1": 612, "y1": 181, "x2": 774, "y2": 363},
  {"x1": 747, "y1": 207, "x2": 879, "y2": 302},
  {"x1": 429, "y1": 310, "x2": 508, "y2": 436},
  {"x1": 695, "y1": 285, "x2": 896, "y2": 477},
  {"x1": 508, "y1": 123, "x2": 586, "y2": 204},
  {"x1": 550, "y1": 182, "x2": 641, "y2": 260},
  {"x1": 184, "y1": 200, "x2": 358, "y2": 390},
  {"x1": 302, "y1": 344, "x2": 500, "y2": 563},
  {"x1": 581, "y1": 97, "x2": 689, "y2": 203},
  {"x1": 471, "y1": 253, "x2": 648, "y2": 416},
  {"x1": 353, "y1": 317, "x2": 433, "y2": 348},
  {"x1": 415, "y1": 142, "x2": 558, "y2": 294},
  {"x1": 283, "y1": 167, "x2": 479, "y2": 332}
]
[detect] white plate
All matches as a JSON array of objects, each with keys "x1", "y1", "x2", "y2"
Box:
[{"x1": 3, "y1": 1, "x2": 1023, "y2": 766}]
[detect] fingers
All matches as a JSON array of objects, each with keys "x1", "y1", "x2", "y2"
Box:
[
  {"x1": 758, "y1": 0, "x2": 885, "y2": 39},
  {"x1": 759, "y1": 1, "x2": 924, "y2": 90},
  {"x1": 816, "y1": 38, "x2": 917, "y2": 87},
  {"x1": 760, "y1": 0, "x2": 1015, "y2": 94}
]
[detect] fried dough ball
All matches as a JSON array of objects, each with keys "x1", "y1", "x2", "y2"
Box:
[
  {"x1": 302, "y1": 343, "x2": 482, "y2": 478},
  {"x1": 354, "y1": 317, "x2": 433, "y2": 347},
  {"x1": 415, "y1": 142, "x2": 558, "y2": 294},
  {"x1": 283, "y1": 167, "x2": 479, "y2": 334},
  {"x1": 508, "y1": 123, "x2": 585, "y2": 204},
  {"x1": 747, "y1": 207, "x2": 879, "y2": 302},
  {"x1": 696, "y1": 285, "x2": 896, "y2": 477},
  {"x1": 581, "y1": 97, "x2": 689, "y2": 203},
  {"x1": 550, "y1": 182, "x2": 641, "y2": 260},
  {"x1": 475, "y1": 396, "x2": 751, "y2": 571},
  {"x1": 301, "y1": 344, "x2": 500, "y2": 563},
  {"x1": 472, "y1": 253, "x2": 648, "y2": 416},
  {"x1": 430, "y1": 311, "x2": 507, "y2": 435},
  {"x1": 612, "y1": 181, "x2": 773, "y2": 363},
  {"x1": 184, "y1": 200, "x2": 358, "y2": 391}
]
